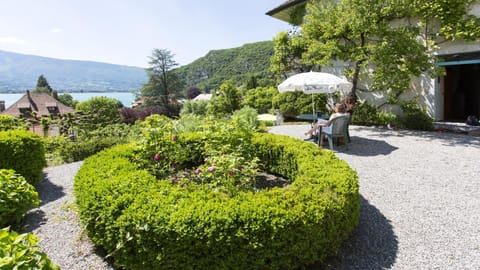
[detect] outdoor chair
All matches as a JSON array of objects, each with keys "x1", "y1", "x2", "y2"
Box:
[{"x1": 318, "y1": 115, "x2": 350, "y2": 150}]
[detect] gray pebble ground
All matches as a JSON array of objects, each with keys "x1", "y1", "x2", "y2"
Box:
[{"x1": 23, "y1": 125, "x2": 480, "y2": 269}]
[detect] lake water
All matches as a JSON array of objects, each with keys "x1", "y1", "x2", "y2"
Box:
[{"x1": 0, "y1": 92, "x2": 136, "y2": 109}]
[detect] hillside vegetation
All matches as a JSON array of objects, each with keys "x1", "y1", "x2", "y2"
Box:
[{"x1": 173, "y1": 41, "x2": 275, "y2": 92}]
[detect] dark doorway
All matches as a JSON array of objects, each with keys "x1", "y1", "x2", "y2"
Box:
[{"x1": 443, "y1": 64, "x2": 480, "y2": 121}]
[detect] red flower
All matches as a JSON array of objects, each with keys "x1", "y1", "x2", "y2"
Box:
[{"x1": 228, "y1": 170, "x2": 235, "y2": 176}]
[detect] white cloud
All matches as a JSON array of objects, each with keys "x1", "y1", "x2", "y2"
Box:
[
  {"x1": 0, "y1": 36, "x2": 26, "y2": 45},
  {"x1": 50, "y1": 28, "x2": 62, "y2": 33}
]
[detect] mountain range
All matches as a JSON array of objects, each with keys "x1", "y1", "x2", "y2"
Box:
[
  {"x1": 0, "y1": 50, "x2": 148, "y2": 93},
  {"x1": 0, "y1": 40, "x2": 275, "y2": 94}
]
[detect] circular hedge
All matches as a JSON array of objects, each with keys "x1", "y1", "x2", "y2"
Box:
[{"x1": 74, "y1": 132, "x2": 359, "y2": 270}]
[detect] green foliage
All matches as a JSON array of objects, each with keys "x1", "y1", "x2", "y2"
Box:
[
  {"x1": 75, "y1": 96, "x2": 123, "y2": 132},
  {"x1": 0, "y1": 228, "x2": 60, "y2": 270},
  {"x1": 57, "y1": 93, "x2": 79, "y2": 108},
  {"x1": 231, "y1": 106, "x2": 260, "y2": 132},
  {"x1": 273, "y1": 91, "x2": 328, "y2": 119},
  {"x1": 207, "y1": 81, "x2": 242, "y2": 117},
  {"x1": 45, "y1": 123, "x2": 139, "y2": 164},
  {"x1": 0, "y1": 115, "x2": 30, "y2": 131},
  {"x1": 141, "y1": 48, "x2": 185, "y2": 107},
  {"x1": 351, "y1": 101, "x2": 398, "y2": 126},
  {"x1": 173, "y1": 41, "x2": 276, "y2": 92},
  {"x1": 74, "y1": 117, "x2": 359, "y2": 270},
  {"x1": 0, "y1": 170, "x2": 39, "y2": 227},
  {"x1": 398, "y1": 101, "x2": 434, "y2": 131},
  {"x1": 180, "y1": 100, "x2": 209, "y2": 116},
  {"x1": 33, "y1": 74, "x2": 53, "y2": 94},
  {"x1": 242, "y1": 86, "x2": 278, "y2": 114},
  {"x1": 277, "y1": 0, "x2": 480, "y2": 99},
  {"x1": 0, "y1": 130, "x2": 46, "y2": 185}
]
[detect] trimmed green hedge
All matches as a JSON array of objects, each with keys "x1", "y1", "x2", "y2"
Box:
[
  {"x1": 0, "y1": 130, "x2": 46, "y2": 185},
  {"x1": 74, "y1": 133, "x2": 359, "y2": 270},
  {"x1": 0, "y1": 169, "x2": 40, "y2": 227}
]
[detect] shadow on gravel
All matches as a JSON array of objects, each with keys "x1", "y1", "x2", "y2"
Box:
[
  {"x1": 36, "y1": 172, "x2": 66, "y2": 206},
  {"x1": 335, "y1": 136, "x2": 398, "y2": 156},
  {"x1": 314, "y1": 196, "x2": 398, "y2": 270},
  {"x1": 22, "y1": 209, "x2": 47, "y2": 232}
]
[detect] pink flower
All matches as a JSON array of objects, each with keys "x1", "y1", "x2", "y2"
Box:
[
  {"x1": 208, "y1": 166, "x2": 215, "y2": 172},
  {"x1": 194, "y1": 169, "x2": 201, "y2": 175},
  {"x1": 204, "y1": 157, "x2": 209, "y2": 162},
  {"x1": 172, "y1": 135, "x2": 178, "y2": 141},
  {"x1": 228, "y1": 170, "x2": 235, "y2": 176},
  {"x1": 154, "y1": 154, "x2": 160, "y2": 161}
]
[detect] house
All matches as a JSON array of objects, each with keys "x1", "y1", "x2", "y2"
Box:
[
  {"x1": 1, "y1": 90, "x2": 74, "y2": 119},
  {"x1": 266, "y1": 1, "x2": 480, "y2": 122}
]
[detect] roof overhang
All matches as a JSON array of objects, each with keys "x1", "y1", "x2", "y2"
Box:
[{"x1": 266, "y1": 0, "x2": 307, "y2": 25}]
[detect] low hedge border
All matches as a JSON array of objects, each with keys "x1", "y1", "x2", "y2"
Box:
[
  {"x1": 74, "y1": 133, "x2": 359, "y2": 270},
  {"x1": 0, "y1": 130, "x2": 46, "y2": 186}
]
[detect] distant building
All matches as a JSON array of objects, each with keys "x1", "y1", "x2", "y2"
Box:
[
  {"x1": 193, "y1": 94, "x2": 212, "y2": 101},
  {"x1": 1, "y1": 90, "x2": 74, "y2": 118}
]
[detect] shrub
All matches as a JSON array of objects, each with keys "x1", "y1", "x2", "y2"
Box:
[
  {"x1": 0, "y1": 115, "x2": 30, "y2": 131},
  {"x1": 0, "y1": 227, "x2": 60, "y2": 270},
  {"x1": 180, "y1": 100, "x2": 209, "y2": 116},
  {"x1": 0, "y1": 130, "x2": 46, "y2": 185},
  {"x1": 398, "y1": 101, "x2": 434, "y2": 131},
  {"x1": 75, "y1": 122, "x2": 359, "y2": 269},
  {"x1": 0, "y1": 169, "x2": 40, "y2": 227},
  {"x1": 273, "y1": 91, "x2": 328, "y2": 119}
]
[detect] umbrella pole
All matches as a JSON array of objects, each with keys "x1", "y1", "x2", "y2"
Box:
[{"x1": 312, "y1": 94, "x2": 315, "y2": 116}]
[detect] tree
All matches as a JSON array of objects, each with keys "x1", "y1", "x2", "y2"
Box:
[
  {"x1": 33, "y1": 75, "x2": 53, "y2": 94},
  {"x1": 75, "y1": 96, "x2": 123, "y2": 132},
  {"x1": 57, "y1": 93, "x2": 78, "y2": 108},
  {"x1": 242, "y1": 86, "x2": 278, "y2": 114},
  {"x1": 274, "y1": 0, "x2": 480, "y2": 102},
  {"x1": 207, "y1": 81, "x2": 242, "y2": 116},
  {"x1": 141, "y1": 49, "x2": 184, "y2": 107}
]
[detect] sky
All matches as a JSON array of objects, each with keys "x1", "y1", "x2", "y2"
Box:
[{"x1": 0, "y1": 0, "x2": 291, "y2": 68}]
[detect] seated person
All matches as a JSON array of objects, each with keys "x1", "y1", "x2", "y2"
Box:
[{"x1": 304, "y1": 103, "x2": 349, "y2": 140}]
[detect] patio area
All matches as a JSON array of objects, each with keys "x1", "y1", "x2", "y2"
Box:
[{"x1": 269, "y1": 124, "x2": 480, "y2": 269}]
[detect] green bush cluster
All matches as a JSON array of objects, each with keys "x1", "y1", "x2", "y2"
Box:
[
  {"x1": 398, "y1": 101, "x2": 434, "y2": 131},
  {"x1": 0, "y1": 169, "x2": 40, "y2": 227},
  {"x1": 352, "y1": 101, "x2": 397, "y2": 126},
  {"x1": 0, "y1": 130, "x2": 46, "y2": 185},
  {"x1": 0, "y1": 115, "x2": 30, "y2": 131},
  {"x1": 75, "y1": 124, "x2": 359, "y2": 269},
  {"x1": 0, "y1": 227, "x2": 60, "y2": 270}
]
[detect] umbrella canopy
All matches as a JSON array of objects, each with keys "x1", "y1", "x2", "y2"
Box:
[{"x1": 278, "y1": 72, "x2": 352, "y2": 94}]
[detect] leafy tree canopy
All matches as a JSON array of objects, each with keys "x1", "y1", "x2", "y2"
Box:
[
  {"x1": 272, "y1": 0, "x2": 480, "y2": 102},
  {"x1": 33, "y1": 74, "x2": 53, "y2": 94}
]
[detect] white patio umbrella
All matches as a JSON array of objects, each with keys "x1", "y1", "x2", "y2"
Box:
[{"x1": 277, "y1": 71, "x2": 352, "y2": 114}]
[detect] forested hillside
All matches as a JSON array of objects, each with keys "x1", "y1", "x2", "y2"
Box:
[
  {"x1": 173, "y1": 41, "x2": 276, "y2": 92},
  {"x1": 0, "y1": 50, "x2": 148, "y2": 93}
]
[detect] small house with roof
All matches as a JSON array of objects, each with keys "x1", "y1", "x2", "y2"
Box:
[{"x1": 1, "y1": 90, "x2": 74, "y2": 119}]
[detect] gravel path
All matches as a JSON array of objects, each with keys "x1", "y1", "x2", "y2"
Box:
[
  {"x1": 23, "y1": 162, "x2": 114, "y2": 270},
  {"x1": 21, "y1": 125, "x2": 480, "y2": 269},
  {"x1": 270, "y1": 125, "x2": 480, "y2": 270}
]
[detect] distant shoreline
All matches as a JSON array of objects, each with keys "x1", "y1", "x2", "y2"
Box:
[{"x1": 0, "y1": 90, "x2": 136, "y2": 94}]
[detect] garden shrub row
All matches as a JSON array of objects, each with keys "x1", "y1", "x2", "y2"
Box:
[
  {"x1": 0, "y1": 130, "x2": 46, "y2": 185},
  {"x1": 75, "y1": 132, "x2": 359, "y2": 270},
  {"x1": 0, "y1": 169, "x2": 39, "y2": 227}
]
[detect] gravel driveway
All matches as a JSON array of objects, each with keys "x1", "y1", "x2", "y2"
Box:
[{"x1": 22, "y1": 125, "x2": 480, "y2": 269}]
